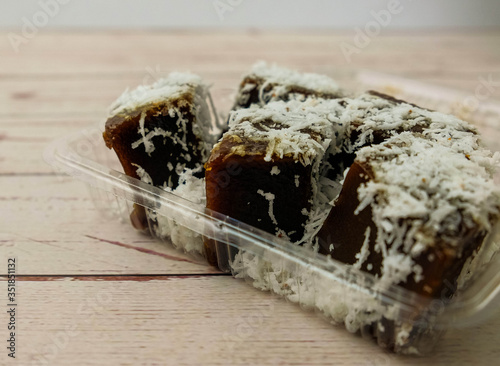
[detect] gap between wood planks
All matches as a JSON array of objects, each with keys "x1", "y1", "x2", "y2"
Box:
[{"x1": 0, "y1": 273, "x2": 231, "y2": 281}]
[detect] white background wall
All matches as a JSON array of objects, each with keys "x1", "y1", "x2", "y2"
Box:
[{"x1": 0, "y1": 0, "x2": 499, "y2": 30}]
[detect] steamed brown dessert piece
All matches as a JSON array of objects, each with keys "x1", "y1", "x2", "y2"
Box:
[
  {"x1": 101, "y1": 64, "x2": 500, "y2": 354},
  {"x1": 317, "y1": 93, "x2": 494, "y2": 296},
  {"x1": 205, "y1": 99, "x2": 346, "y2": 268},
  {"x1": 104, "y1": 96, "x2": 204, "y2": 187},
  {"x1": 231, "y1": 62, "x2": 350, "y2": 185},
  {"x1": 318, "y1": 142, "x2": 494, "y2": 299},
  {"x1": 232, "y1": 61, "x2": 345, "y2": 110},
  {"x1": 219, "y1": 89, "x2": 499, "y2": 353},
  {"x1": 317, "y1": 123, "x2": 499, "y2": 352},
  {"x1": 331, "y1": 91, "x2": 442, "y2": 177},
  {"x1": 103, "y1": 73, "x2": 218, "y2": 230}
]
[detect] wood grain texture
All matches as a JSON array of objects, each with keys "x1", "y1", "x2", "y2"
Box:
[
  {"x1": 0, "y1": 175, "x2": 218, "y2": 275},
  {"x1": 0, "y1": 277, "x2": 498, "y2": 366},
  {"x1": 1, "y1": 30, "x2": 500, "y2": 365}
]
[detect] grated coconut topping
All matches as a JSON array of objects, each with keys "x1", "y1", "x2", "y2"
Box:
[
  {"x1": 110, "y1": 68, "x2": 500, "y2": 354},
  {"x1": 250, "y1": 61, "x2": 341, "y2": 95}
]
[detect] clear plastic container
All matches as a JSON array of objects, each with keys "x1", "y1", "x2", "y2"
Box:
[{"x1": 44, "y1": 77, "x2": 500, "y2": 356}]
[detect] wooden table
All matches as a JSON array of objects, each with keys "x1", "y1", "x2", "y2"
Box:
[{"x1": 1, "y1": 30, "x2": 500, "y2": 365}]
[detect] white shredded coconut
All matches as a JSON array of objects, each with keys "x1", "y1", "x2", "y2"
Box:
[
  {"x1": 353, "y1": 227, "x2": 371, "y2": 269},
  {"x1": 225, "y1": 98, "x2": 346, "y2": 167},
  {"x1": 232, "y1": 61, "x2": 346, "y2": 110},
  {"x1": 249, "y1": 61, "x2": 341, "y2": 95},
  {"x1": 131, "y1": 163, "x2": 153, "y2": 185},
  {"x1": 221, "y1": 89, "x2": 500, "y2": 355},
  {"x1": 148, "y1": 168, "x2": 206, "y2": 255},
  {"x1": 109, "y1": 72, "x2": 203, "y2": 116},
  {"x1": 257, "y1": 190, "x2": 278, "y2": 226},
  {"x1": 117, "y1": 72, "x2": 500, "y2": 355},
  {"x1": 270, "y1": 166, "x2": 280, "y2": 175},
  {"x1": 109, "y1": 71, "x2": 221, "y2": 166},
  {"x1": 356, "y1": 134, "x2": 500, "y2": 259}
]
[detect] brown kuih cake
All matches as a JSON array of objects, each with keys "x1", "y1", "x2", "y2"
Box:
[
  {"x1": 232, "y1": 61, "x2": 345, "y2": 110},
  {"x1": 204, "y1": 98, "x2": 347, "y2": 268},
  {"x1": 103, "y1": 73, "x2": 220, "y2": 232},
  {"x1": 205, "y1": 63, "x2": 352, "y2": 266},
  {"x1": 218, "y1": 88, "x2": 500, "y2": 354},
  {"x1": 311, "y1": 93, "x2": 500, "y2": 352},
  {"x1": 101, "y1": 64, "x2": 500, "y2": 354}
]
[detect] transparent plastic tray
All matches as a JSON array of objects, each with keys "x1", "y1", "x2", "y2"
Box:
[{"x1": 44, "y1": 76, "x2": 500, "y2": 356}]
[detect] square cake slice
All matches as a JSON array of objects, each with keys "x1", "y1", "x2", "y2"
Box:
[
  {"x1": 233, "y1": 61, "x2": 345, "y2": 110},
  {"x1": 204, "y1": 99, "x2": 347, "y2": 267},
  {"x1": 317, "y1": 129, "x2": 500, "y2": 352},
  {"x1": 319, "y1": 132, "x2": 500, "y2": 296},
  {"x1": 103, "y1": 73, "x2": 219, "y2": 230}
]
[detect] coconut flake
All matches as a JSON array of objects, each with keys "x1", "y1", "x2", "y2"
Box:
[
  {"x1": 131, "y1": 163, "x2": 153, "y2": 184},
  {"x1": 353, "y1": 227, "x2": 371, "y2": 269},
  {"x1": 270, "y1": 166, "x2": 280, "y2": 175},
  {"x1": 257, "y1": 190, "x2": 278, "y2": 226}
]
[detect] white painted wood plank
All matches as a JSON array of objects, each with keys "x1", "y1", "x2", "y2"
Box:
[
  {"x1": 0, "y1": 78, "x2": 248, "y2": 118},
  {"x1": 0, "y1": 73, "x2": 498, "y2": 174},
  {"x1": 1, "y1": 176, "x2": 218, "y2": 275},
  {"x1": 1, "y1": 32, "x2": 500, "y2": 77},
  {"x1": 1, "y1": 31, "x2": 500, "y2": 365},
  {"x1": 0, "y1": 277, "x2": 497, "y2": 365},
  {"x1": 0, "y1": 118, "x2": 97, "y2": 174},
  {"x1": 1, "y1": 75, "x2": 499, "y2": 119}
]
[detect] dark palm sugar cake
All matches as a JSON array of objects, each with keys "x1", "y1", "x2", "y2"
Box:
[
  {"x1": 224, "y1": 90, "x2": 500, "y2": 354},
  {"x1": 101, "y1": 64, "x2": 500, "y2": 354},
  {"x1": 316, "y1": 134, "x2": 499, "y2": 352},
  {"x1": 317, "y1": 91, "x2": 497, "y2": 290},
  {"x1": 103, "y1": 72, "x2": 220, "y2": 233},
  {"x1": 204, "y1": 98, "x2": 348, "y2": 267},
  {"x1": 314, "y1": 95, "x2": 500, "y2": 351},
  {"x1": 319, "y1": 134, "x2": 498, "y2": 296},
  {"x1": 232, "y1": 61, "x2": 346, "y2": 110}
]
